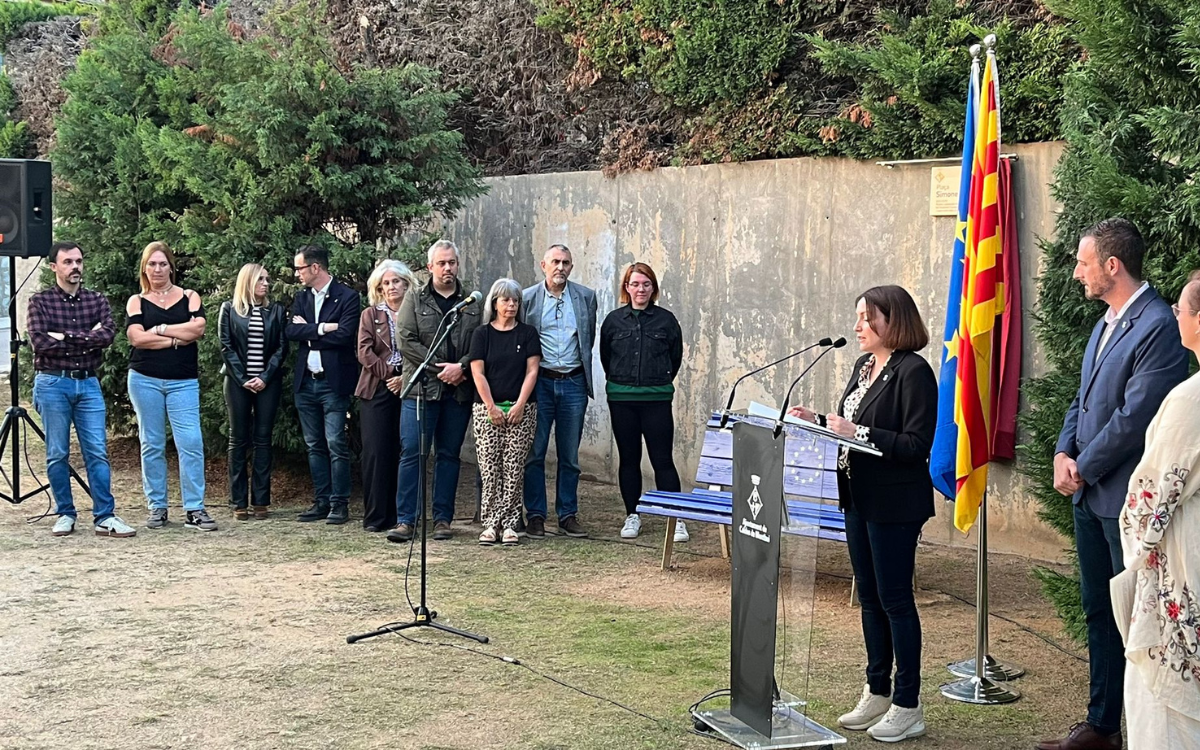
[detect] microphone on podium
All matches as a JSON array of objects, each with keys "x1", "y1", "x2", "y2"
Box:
[
  {"x1": 774, "y1": 337, "x2": 847, "y2": 436},
  {"x1": 718, "y1": 337, "x2": 835, "y2": 428}
]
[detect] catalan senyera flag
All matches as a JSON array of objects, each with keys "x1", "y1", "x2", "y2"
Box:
[
  {"x1": 953, "y1": 48, "x2": 1002, "y2": 534},
  {"x1": 929, "y1": 58, "x2": 979, "y2": 501}
]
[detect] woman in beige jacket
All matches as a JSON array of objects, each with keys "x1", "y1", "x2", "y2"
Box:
[{"x1": 1119, "y1": 269, "x2": 1200, "y2": 749}]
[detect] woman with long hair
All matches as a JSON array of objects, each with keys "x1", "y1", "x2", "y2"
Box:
[
  {"x1": 356, "y1": 259, "x2": 416, "y2": 533},
  {"x1": 219, "y1": 263, "x2": 288, "y2": 520},
  {"x1": 126, "y1": 242, "x2": 214, "y2": 530}
]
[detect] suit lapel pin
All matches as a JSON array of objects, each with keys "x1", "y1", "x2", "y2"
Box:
[{"x1": 882, "y1": 374, "x2": 889, "y2": 382}]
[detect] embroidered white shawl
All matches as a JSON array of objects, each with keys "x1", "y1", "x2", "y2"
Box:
[{"x1": 1119, "y1": 371, "x2": 1200, "y2": 720}]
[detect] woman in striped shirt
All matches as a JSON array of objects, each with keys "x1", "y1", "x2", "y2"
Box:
[{"x1": 219, "y1": 263, "x2": 289, "y2": 519}]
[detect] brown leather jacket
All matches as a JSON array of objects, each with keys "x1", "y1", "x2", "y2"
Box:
[{"x1": 355, "y1": 304, "x2": 403, "y2": 400}]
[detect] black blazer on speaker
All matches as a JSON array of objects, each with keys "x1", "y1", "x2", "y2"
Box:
[{"x1": 834, "y1": 349, "x2": 938, "y2": 525}]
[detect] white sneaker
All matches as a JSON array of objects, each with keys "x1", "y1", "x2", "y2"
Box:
[
  {"x1": 95, "y1": 515, "x2": 137, "y2": 538},
  {"x1": 674, "y1": 520, "x2": 690, "y2": 543},
  {"x1": 51, "y1": 515, "x2": 76, "y2": 537},
  {"x1": 866, "y1": 702, "x2": 925, "y2": 743},
  {"x1": 620, "y1": 514, "x2": 641, "y2": 539},
  {"x1": 838, "y1": 684, "x2": 892, "y2": 730}
]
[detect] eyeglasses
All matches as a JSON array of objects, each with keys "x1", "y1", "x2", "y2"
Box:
[
  {"x1": 554, "y1": 297, "x2": 565, "y2": 320},
  {"x1": 293, "y1": 263, "x2": 314, "y2": 272},
  {"x1": 626, "y1": 282, "x2": 654, "y2": 290},
  {"x1": 1173, "y1": 304, "x2": 1181, "y2": 318}
]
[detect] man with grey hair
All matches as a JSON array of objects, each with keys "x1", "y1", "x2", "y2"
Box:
[
  {"x1": 519, "y1": 244, "x2": 597, "y2": 538},
  {"x1": 391, "y1": 239, "x2": 481, "y2": 542}
]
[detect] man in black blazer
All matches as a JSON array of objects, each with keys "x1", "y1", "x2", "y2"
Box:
[
  {"x1": 285, "y1": 245, "x2": 362, "y2": 525},
  {"x1": 1038, "y1": 219, "x2": 1188, "y2": 750}
]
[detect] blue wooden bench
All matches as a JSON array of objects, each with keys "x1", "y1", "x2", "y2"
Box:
[{"x1": 636, "y1": 416, "x2": 846, "y2": 571}]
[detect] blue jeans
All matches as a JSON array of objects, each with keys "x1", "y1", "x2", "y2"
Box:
[
  {"x1": 1074, "y1": 500, "x2": 1125, "y2": 735},
  {"x1": 843, "y1": 511, "x2": 925, "y2": 708},
  {"x1": 522, "y1": 373, "x2": 587, "y2": 521},
  {"x1": 397, "y1": 396, "x2": 471, "y2": 525},
  {"x1": 294, "y1": 376, "x2": 352, "y2": 507},
  {"x1": 127, "y1": 371, "x2": 206, "y2": 511},
  {"x1": 32, "y1": 374, "x2": 115, "y2": 522}
]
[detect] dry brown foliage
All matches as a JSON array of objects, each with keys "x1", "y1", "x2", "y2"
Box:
[
  {"x1": 325, "y1": 0, "x2": 679, "y2": 176},
  {"x1": 5, "y1": 16, "x2": 86, "y2": 156}
]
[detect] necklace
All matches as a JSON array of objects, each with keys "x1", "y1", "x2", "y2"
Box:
[{"x1": 151, "y1": 283, "x2": 174, "y2": 298}]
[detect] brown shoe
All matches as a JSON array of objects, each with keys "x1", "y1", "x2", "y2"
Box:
[
  {"x1": 233, "y1": 506, "x2": 250, "y2": 521},
  {"x1": 387, "y1": 523, "x2": 414, "y2": 543},
  {"x1": 432, "y1": 521, "x2": 453, "y2": 540},
  {"x1": 1035, "y1": 722, "x2": 1122, "y2": 750},
  {"x1": 253, "y1": 506, "x2": 269, "y2": 520},
  {"x1": 559, "y1": 515, "x2": 588, "y2": 538}
]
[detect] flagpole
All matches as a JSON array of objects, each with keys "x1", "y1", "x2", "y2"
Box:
[
  {"x1": 940, "y1": 494, "x2": 1021, "y2": 703},
  {"x1": 940, "y1": 35, "x2": 1022, "y2": 705}
]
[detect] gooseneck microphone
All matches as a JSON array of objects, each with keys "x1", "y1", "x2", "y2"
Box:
[
  {"x1": 774, "y1": 337, "x2": 848, "y2": 435},
  {"x1": 448, "y1": 290, "x2": 483, "y2": 315},
  {"x1": 718, "y1": 337, "x2": 835, "y2": 428}
]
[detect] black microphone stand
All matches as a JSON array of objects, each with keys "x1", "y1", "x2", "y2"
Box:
[
  {"x1": 347, "y1": 306, "x2": 488, "y2": 645},
  {"x1": 774, "y1": 338, "x2": 846, "y2": 436},
  {"x1": 717, "y1": 338, "x2": 832, "y2": 429}
]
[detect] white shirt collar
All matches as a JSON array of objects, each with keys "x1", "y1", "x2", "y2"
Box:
[
  {"x1": 1104, "y1": 281, "x2": 1149, "y2": 325},
  {"x1": 312, "y1": 278, "x2": 333, "y2": 296}
]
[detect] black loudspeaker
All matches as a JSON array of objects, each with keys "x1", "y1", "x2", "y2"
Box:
[{"x1": 0, "y1": 159, "x2": 53, "y2": 258}]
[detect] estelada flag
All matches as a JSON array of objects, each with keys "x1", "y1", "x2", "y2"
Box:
[{"x1": 953, "y1": 47, "x2": 1002, "y2": 534}]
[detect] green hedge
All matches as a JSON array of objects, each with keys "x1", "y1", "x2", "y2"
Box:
[
  {"x1": 1019, "y1": 0, "x2": 1200, "y2": 643},
  {"x1": 538, "y1": 0, "x2": 1079, "y2": 164},
  {"x1": 53, "y1": 0, "x2": 484, "y2": 451}
]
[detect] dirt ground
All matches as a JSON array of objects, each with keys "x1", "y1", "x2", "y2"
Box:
[{"x1": 0, "y1": 438, "x2": 1092, "y2": 749}]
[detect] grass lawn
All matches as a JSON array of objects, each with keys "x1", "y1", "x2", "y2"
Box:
[{"x1": 0, "y1": 438, "x2": 1091, "y2": 749}]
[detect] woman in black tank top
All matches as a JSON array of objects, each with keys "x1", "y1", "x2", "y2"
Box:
[{"x1": 125, "y1": 242, "x2": 214, "y2": 531}]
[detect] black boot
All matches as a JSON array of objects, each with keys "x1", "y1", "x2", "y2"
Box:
[
  {"x1": 298, "y1": 502, "x2": 330, "y2": 522},
  {"x1": 325, "y1": 504, "x2": 349, "y2": 525}
]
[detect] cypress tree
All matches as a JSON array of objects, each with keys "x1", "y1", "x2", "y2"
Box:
[
  {"x1": 53, "y1": 0, "x2": 484, "y2": 448},
  {"x1": 1022, "y1": 0, "x2": 1200, "y2": 640}
]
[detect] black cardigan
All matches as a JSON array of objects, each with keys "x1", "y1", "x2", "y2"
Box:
[{"x1": 833, "y1": 349, "x2": 938, "y2": 524}]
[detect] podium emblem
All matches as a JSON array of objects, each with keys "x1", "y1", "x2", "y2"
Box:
[{"x1": 747, "y1": 474, "x2": 763, "y2": 521}]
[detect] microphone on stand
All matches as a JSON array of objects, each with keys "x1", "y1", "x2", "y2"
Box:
[
  {"x1": 447, "y1": 290, "x2": 483, "y2": 316},
  {"x1": 774, "y1": 337, "x2": 847, "y2": 436},
  {"x1": 718, "y1": 337, "x2": 834, "y2": 429}
]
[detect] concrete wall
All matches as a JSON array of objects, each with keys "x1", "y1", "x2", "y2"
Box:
[{"x1": 443, "y1": 141, "x2": 1069, "y2": 562}]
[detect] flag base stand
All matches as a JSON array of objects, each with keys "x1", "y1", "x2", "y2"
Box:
[
  {"x1": 947, "y1": 654, "x2": 1025, "y2": 681},
  {"x1": 939, "y1": 674, "x2": 1021, "y2": 705},
  {"x1": 940, "y1": 500, "x2": 1023, "y2": 706}
]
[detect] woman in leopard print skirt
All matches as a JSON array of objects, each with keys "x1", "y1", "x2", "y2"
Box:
[{"x1": 468, "y1": 278, "x2": 542, "y2": 546}]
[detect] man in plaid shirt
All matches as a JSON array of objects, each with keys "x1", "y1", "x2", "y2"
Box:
[{"x1": 27, "y1": 242, "x2": 135, "y2": 538}]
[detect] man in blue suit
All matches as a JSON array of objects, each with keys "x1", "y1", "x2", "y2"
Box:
[
  {"x1": 1037, "y1": 219, "x2": 1188, "y2": 750},
  {"x1": 285, "y1": 245, "x2": 362, "y2": 526}
]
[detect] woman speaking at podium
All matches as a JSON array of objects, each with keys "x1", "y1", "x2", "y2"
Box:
[{"x1": 789, "y1": 284, "x2": 936, "y2": 743}]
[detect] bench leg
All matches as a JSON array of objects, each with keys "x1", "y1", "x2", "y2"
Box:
[
  {"x1": 662, "y1": 518, "x2": 677, "y2": 571},
  {"x1": 719, "y1": 525, "x2": 731, "y2": 559}
]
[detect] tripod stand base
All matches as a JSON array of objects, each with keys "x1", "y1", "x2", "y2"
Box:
[
  {"x1": 0, "y1": 405, "x2": 90, "y2": 504},
  {"x1": 939, "y1": 674, "x2": 1021, "y2": 704},
  {"x1": 346, "y1": 606, "x2": 488, "y2": 645},
  {"x1": 947, "y1": 654, "x2": 1025, "y2": 681}
]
